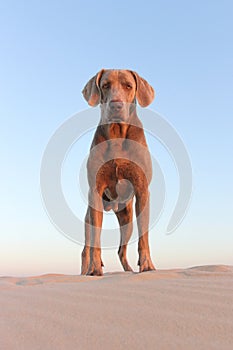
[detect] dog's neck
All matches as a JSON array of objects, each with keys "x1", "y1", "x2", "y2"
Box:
[
  {"x1": 99, "y1": 110, "x2": 142, "y2": 140},
  {"x1": 107, "y1": 122, "x2": 129, "y2": 139},
  {"x1": 96, "y1": 111, "x2": 144, "y2": 156}
]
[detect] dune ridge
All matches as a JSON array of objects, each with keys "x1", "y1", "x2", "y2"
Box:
[
  {"x1": 1, "y1": 265, "x2": 233, "y2": 350},
  {"x1": 1, "y1": 264, "x2": 233, "y2": 290}
]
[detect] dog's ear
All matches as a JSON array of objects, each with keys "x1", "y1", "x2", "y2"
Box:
[
  {"x1": 130, "y1": 71, "x2": 155, "y2": 107},
  {"x1": 82, "y1": 69, "x2": 105, "y2": 106}
]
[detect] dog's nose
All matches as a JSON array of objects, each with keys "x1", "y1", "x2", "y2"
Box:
[{"x1": 109, "y1": 100, "x2": 123, "y2": 111}]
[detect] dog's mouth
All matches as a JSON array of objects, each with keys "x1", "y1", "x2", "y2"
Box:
[
  {"x1": 108, "y1": 111, "x2": 126, "y2": 123},
  {"x1": 109, "y1": 117, "x2": 123, "y2": 123},
  {"x1": 101, "y1": 101, "x2": 135, "y2": 124}
]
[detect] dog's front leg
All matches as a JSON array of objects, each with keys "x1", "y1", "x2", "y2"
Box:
[
  {"x1": 86, "y1": 188, "x2": 104, "y2": 276},
  {"x1": 135, "y1": 189, "x2": 155, "y2": 272},
  {"x1": 81, "y1": 208, "x2": 91, "y2": 275}
]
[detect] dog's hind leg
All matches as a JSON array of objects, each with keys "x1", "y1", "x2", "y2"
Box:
[{"x1": 115, "y1": 199, "x2": 134, "y2": 272}]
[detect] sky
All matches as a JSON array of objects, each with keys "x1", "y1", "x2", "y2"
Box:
[{"x1": 0, "y1": 0, "x2": 233, "y2": 275}]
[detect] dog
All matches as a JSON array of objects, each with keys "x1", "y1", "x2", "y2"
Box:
[{"x1": 81, "y1": 69, "x2": 155, "y2": 275}]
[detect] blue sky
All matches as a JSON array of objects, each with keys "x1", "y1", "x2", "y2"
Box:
[{"x1": 1, "y1": 0, "x2": 233, "y2": 275}]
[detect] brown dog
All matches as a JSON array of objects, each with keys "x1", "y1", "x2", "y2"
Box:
[{"x1": 81, "y1": 69, "x2": 155, "y2": 275}]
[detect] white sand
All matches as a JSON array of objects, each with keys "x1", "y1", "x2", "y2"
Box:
[{"x1": 1, "y1": 265, "x2": 233, "y2": 350}]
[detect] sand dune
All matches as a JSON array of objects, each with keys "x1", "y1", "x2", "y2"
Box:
[{"x1": 1, "y1": 265, "x2": 233, "y2": 349}]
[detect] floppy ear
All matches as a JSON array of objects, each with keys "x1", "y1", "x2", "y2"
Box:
[
  {"x1": 82, "y1": 69, "x2": 105, "y2": 106},
  {"x1": 130, "y1": 71, "x2": 155, "y2": 107}
]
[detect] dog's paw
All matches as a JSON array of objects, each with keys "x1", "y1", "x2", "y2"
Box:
[
  {"x1": 86, "y1": 261, "x2": 103, "y2": 276},
  {"x1": 121, "y1": 260, "x2": 133, "y2": 272},
  {"x1": 87, "y1": 267, "x2": 103, "y2": 276},
  {"x1": 138, "y1": 253, "x2": 156, "y2": 273},
  {"x1": 81, "y1": 265, "x2": 89, "y2": 275}
]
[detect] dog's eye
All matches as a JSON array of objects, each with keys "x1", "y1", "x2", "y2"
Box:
[
  {"x1": 125, "y1": 83, "x2": 132, "y2": 89},
  {"x1": 102, "y1": 83, "x2": 110, "y2": 89}
]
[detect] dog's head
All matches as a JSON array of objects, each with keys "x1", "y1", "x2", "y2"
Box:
[{"x1": 82, "y1": 69, "x2": 155, "y2": 123}]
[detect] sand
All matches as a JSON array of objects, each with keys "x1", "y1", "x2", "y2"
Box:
[{"x1": 1, "y1": 265, "x2": 233, "y2": 350}]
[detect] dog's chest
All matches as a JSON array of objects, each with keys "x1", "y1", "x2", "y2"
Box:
[
  {"x1": 105, "y1": 123, "x2": 132, "y2": 159},
  {"x1": 108, "y1": 123, "x2": 128, "y2": 139}
]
